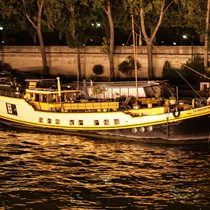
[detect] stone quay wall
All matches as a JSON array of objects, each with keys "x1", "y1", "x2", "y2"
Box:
[{"x1": 1, "y1": 45, "x2": 205, "y2": 78}]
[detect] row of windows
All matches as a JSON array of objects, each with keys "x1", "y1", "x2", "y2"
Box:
[{"x1": 39, "y1": 117, "x2": 120, "y2": 126}]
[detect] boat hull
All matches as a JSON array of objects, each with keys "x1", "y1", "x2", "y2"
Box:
[
  {"x1": 0, "y1": 95, "x2": 209, "y2": 144},
  {"x1": 0, "y1": 113, "x2": 209, "y2": 144}
]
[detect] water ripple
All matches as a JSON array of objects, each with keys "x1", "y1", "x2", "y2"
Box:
[{"x1": 0, "y1": 128, "x2": 210, "y2": 209}]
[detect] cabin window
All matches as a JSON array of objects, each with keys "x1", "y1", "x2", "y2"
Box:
[
  {"x1": 55, "y1": 119, "x2": 60, "y2": 125},
  {"x1": 94, "y1": 120, "x2": 99, "y2": 125},
  {"x1": 43, "y1": 95, "x2": 47, "y2": 102},
  {"x1": 78, "y1": 120, "x2": 83, "y2": 125},
  {"x1": 114, "y1": 119, "x2": 120, "y2": 125},
  {"x1": 6, "y1": 103, "x2": 18, "y2": 115},
  {"x1": 104, "y1": 119, "x2": 109, "y2": 125},
  {"x1": 35, "y1": 94, "x2": 39, "y2": 102},
  {"x1": 69, "y1": 120, "x2": 74, "y2": 125},
  {"x1": 47, "y1": 118, "x2": 52, "y2": 124},
  {"x1": 144, "y1": 86, "x2": 156, "y2": 97},
  {"x1": 39, "y1": 117, "x2": 43, "y2": 123}
]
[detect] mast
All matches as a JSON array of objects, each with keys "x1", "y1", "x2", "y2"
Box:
[
  {"x1": 132, "y1": 15, "x2": 139, "y2": 101},
  {"x1": 56, "y1": 77, "x2": 61, "y2": 102}
]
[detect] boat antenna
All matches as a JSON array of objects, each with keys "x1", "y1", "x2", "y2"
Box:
[{"x1": 132, "y1": 14, "x2": 139, "y2": 101}]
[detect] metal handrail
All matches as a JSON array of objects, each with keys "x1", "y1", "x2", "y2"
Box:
[{"x1": 0, "y1": 89, "x2": 24, "y2": 98}]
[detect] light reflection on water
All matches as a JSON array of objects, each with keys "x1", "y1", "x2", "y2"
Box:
[{"x1": 0, "y1": 128, "x2": 210, "y2": 210}]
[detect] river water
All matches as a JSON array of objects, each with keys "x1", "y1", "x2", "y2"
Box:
[{"x1": 0, "y1": 127, "x2": 210, "y2": 210}]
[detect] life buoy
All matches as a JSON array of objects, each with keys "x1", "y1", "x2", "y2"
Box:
[{"x1": 172, "y1": 107, "x2": 180, "y2": 117}]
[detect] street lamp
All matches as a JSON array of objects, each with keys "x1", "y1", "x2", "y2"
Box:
[
  {"x1": 0, "y1": 26, "x2": 4, "y2": 44},
  {"x1": 183, "y1": 35, "x2": 194, "y2": 61},
  {"x1": 0, "y1": 25, "x2": 4, "y2": 70}
]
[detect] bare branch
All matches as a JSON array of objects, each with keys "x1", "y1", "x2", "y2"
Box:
[
  {"x1": 150, "y1": 0, "x2": 165, "y2": 41},
  {"x1": 163, "y1": 1, "x2": 174, "y2": 15},
  {"x1": 37, "y1": 0, "x2": 44, "y2": 30},
  {"x1": 26, "y1": 14, "x2": 37, "y2": 30}
]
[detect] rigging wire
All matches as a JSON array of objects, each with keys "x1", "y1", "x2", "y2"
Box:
[
  {"x1": 127, "y1": 18, "x2": 210, "y2": 94},
  {"x1": 183, "y1": 65, "x2": 210, "y2": 80},
  {"x1": 174, "y1": 68, "x2": 202, "y2": 98}
]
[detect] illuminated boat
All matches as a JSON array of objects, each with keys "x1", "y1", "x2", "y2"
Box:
[{"x1": 0, "y1": 77, "x2": 209, "y2": 144}]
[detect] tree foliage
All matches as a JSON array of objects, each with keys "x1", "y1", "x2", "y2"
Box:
[
  {"x1": 0, "y1": 0, "x2": 52, "y2": 74},
  {"x1": 0, "y1": 0, "x2": 209, "y2": 79},
  {"x1": 55, "y1": 0, "x2": 94, "y2": 48},
  {"x1": 93, "y1": 64, "x2": 104, "y2": 75},
  {"x1": 163, "y1": 56, "x2": 207, "y2": 86},
  {"x1": 181, "y1": 56, "x2": 207, "y2": 85},
  {"x1": 118, "y1": 56, "x2": 141, "y2": 78}
]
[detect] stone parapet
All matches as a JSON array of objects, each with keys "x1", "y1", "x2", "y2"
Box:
[{"x1": 0, "y1": 45, "x2": 204, "y2": 78}]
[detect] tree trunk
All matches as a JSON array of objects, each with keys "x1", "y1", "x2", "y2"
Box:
[
  {"x1": 106, "y1": 0, "x2": 115, "y2": 81},
  {"x1": 147, "y1": 43, "x2": 154, "y2": 79},
  {"x1": 76, "y1": 47, "x2": 81, "y2": 88},
  {"x1": 139, "y1": 0, "x2": 167, "y2": 79},
  {"x1": 204, "y1": 0, "x2": 210, "y2": 70},
  {"x1": 26, "y1": 0, "x2": 48, "y2": 75},
  {"x1": 37, "y1": 29, "x2": 48, "y2": 75}
]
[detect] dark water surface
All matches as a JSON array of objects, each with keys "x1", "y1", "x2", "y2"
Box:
[{"x1": 0, "y1": 127, "x2": 210, "y2": 210}]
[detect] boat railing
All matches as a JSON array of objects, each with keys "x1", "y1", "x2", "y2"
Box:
[
  {"x1": 0, "y1": 89, "x2": 24, "y2": 98},
  {"x1": 62, "y1": 101, "x2": 119, "y2": 112},
  {"x1": 26, "y1": 99, "x2": 119, "y2": 112}
]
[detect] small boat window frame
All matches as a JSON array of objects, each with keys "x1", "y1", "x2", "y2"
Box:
[
  {"x1": 104, "y1": 119, "x2": 109, "y2": 125},
  {"x1": 39, "y1": 117, "x2": 43, "y2": 123},
  {"x1": 55, "y1": 119, "x2": 60, "y2": 125},
  {"x1": 114, "y1": 119, "x2": 120, "y2": 125},
  {"x1": 94, "y1": 120, "x2": 99, "y2": 125},
  {"x1": 78, "y1": 120, "x2": 83, "y2": 125},
  {"x1": 47, "y1": 118, "x2": 52, "y2": 124}
]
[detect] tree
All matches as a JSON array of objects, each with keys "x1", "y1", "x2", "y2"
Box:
[
  {"x1": 23, "y1": 0, "x2": 49, "y2": 75},
  {"x1": 173, "y1": 0, "x2": 210, "y2": 71},
  {"x1": 162, "y1": 0, "x2": 209, "y2": 70},
  {"x1": 123, "y1": 0, "x2": 173, "y2": 79},
  {"x1": 93, "y1": 64, "x2": 104, "y2": 75},
  {"x1": 139, "y1": 0, "x2": 173, "y2": 79},
  {"x1": 118, "y1": 56, "x2": 141, "y2": 78},
  {"x1": 1, "y1": 0, "x2": 50, "y2": 75},
  {"x1": 106, "y1": 0, "x2": 115, "y2": 80},
  {"x1": 51, "y1": 0, "x2": 95, "y2": 85},
  {"x1": 92, "y1": 0, "x2": 115, "y2": 80}
]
